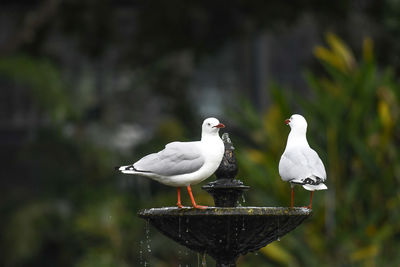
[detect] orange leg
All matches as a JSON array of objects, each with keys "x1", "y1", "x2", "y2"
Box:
[
  {"x1": 186, "y1": 185, "x2": 207, "y2": 209},
  {"x1": 177, "y1": 187, "x2": 183, "y2": 208},
  {"x1": 291, "y1": 187, "x2": 294, "y2": 209},
  {"x1": 308, "y1": 191, "x2": 314, "y2": 209}
]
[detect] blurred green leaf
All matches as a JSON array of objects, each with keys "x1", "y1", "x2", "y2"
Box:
[{"x1": 0, "y1": 55, "x2": 72, "y2": 122}]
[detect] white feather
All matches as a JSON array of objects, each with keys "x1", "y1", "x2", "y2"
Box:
[
  {"x1": 279, "y1": 114, "x2": 327, "y2": 191},
  {"x1": 117, "y1": 118, "x2": 225, "y2": 187}
]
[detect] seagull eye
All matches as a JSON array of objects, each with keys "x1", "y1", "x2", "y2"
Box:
[{"x1": 207, "y1": 123, "x2": 211, "y2": 126}]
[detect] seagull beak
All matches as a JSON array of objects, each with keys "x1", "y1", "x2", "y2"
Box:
[
  {"x1": 213, "y1": 123, "x2": 225, "y2": 128},
  {"x1": 285, "y1": 119, "x2": 290, "y2": 125}
]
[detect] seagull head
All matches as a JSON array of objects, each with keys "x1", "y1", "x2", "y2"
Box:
[
  {"x1": 202, "y1": 117, "x2": 225, "y2": 135},
  {"x1": 285, "y1": 114, "x2": 308, "y2": 132}
]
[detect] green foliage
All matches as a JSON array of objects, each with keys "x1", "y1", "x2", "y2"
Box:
[
  {"x1": 231, "y1": 34, "x2": 400, "y2": 266},
  {"x1": 2, "y1": 34, "x2": 400, "y2": 266},
  {"x1": 0, "y1": 55, "x2": 72, "y2": 122},
  {"x1": 305, "y1": 33, "x2": 400, "y2": 266}
]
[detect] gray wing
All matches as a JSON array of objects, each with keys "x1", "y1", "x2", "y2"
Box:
[
  {"x1": 133, "y1": 141, "x2": 205, "y2": 176},
  {"x1": 307, "y1": 148, "x2": 326, "y2": 181},
  {"x1": 279, "y1": 147, "x2": 326, "y2": 182}
]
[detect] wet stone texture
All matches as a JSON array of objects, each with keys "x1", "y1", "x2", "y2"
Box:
[
  {"x1": 138, "y1": 207, "x2": 312, "y2": 266},
  {"x1": 202, "y1": 181, "x2": 249, "y2": 207}
]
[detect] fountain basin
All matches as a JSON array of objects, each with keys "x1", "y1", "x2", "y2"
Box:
[{"x1": 138, "y1": 207, "x2": 312, "y2": 265}]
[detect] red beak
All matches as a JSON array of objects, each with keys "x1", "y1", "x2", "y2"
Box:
[
  {"x1": 213, "y1": 123, "x2": 225, "y2": 128},
  {"x1": 285, "y1": 119, "x2": 290, "y2": 125}
]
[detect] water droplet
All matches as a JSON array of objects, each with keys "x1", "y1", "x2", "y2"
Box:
[
  {"x1": 219, "y1": 239, "x2": 222, "y2": 243},
  {"x1": 202, "y1": 253, "x2": 207, "y2": 266},
  {"x1": 275, "y1": 217, "x2": 280, "y2": 242},
  {"x1": 242, "y1": 194, "x2": 246, "y2": 203},
  {"x1": 178, "y1": 217, "x2": 182, "y2": 238},
  {"x1": 277, "y1": 237, "x2": 281, "y2": 241},
  {"x1": 145, "y1": 219, "x2": 152, "y2": 258},
  {"x1": 139, "y1": 240, "x2": 143, "y2": 265},
  {"x1": 145, "y1": 219, "x2": 150, "y2": 235}
]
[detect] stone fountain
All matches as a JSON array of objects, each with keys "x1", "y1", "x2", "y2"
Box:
[{"x1": 138, "y1": 133, "x2": 312, "y2": 266}]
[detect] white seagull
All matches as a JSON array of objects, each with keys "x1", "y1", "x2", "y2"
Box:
[
  {"x1": 116, "y1": 117, "x2": 225, "y2": 209},
  {"x1": 278, "y1": 114, "x2": 327, "y2": 209}
]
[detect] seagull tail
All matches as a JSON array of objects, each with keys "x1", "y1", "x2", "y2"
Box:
[
  {"x1": 115, "y1": 165, "x2": 152, "y2": 175},
  {"x1": 302, "y1": 183, "x2": 327, "y2": 191},
  {"x1": 290, "y1": 179, "x2": 305, "y2": 185},
  {"x1": 115, "y1": 164, "x2": 135, "y2": 173}
]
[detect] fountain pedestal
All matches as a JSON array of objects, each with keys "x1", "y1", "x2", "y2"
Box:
[
  {"x1": 202, "y1": 133, "x2": 249, "y2": 207},
  {"x1": 137, "y1": 133, "x2": 312, "y2": 266},
  {"x1": 138, "y1": 207, "x2": 311, "y2": 266}
]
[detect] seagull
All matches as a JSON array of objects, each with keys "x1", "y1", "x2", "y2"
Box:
[
  {"x1": 116, "y1": 117, "x2": 225, "y2": 209},
  {"x1": 278, "y1": 114, "x2": 327, "y2": 209}
]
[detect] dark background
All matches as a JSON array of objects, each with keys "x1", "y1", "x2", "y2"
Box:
[{"x1": 1, "y1": 0, "x2": 400, "y2": 266}]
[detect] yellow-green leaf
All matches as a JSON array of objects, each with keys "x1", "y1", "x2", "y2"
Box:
[
  {"x1": 260, "y1": 243, "x2": 293, "y2": 265},
  {"x1": 350, "y1": 245, "x2": 379, "y2": 262}
]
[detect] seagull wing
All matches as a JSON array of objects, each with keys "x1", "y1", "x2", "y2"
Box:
[
  {"x1": 279, "y1": 147, "x2": 326, "y2": 182},
  {"x1": 133, "y1": 141, "x2": 205, "y2": 176},
  {"x1": 305, "y1": 147, "x2": 326, "y2": 181}
]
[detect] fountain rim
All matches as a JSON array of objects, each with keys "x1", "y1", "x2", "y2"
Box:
[{"x1": 138, "y1": 206, "x2": 312, "y2": 217}]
